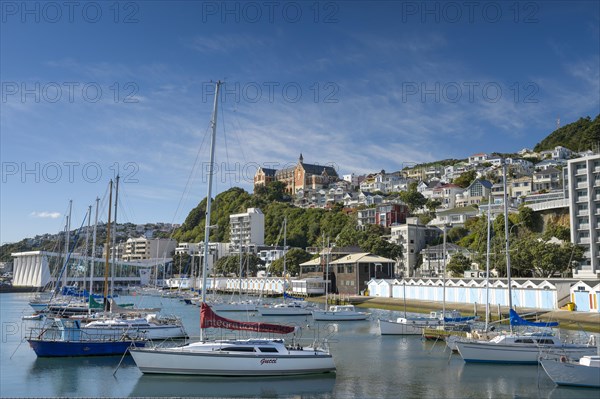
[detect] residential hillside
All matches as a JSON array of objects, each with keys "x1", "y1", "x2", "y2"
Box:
[{"x1": 534, "y1": 114, "x2": 600, "y2": 153}]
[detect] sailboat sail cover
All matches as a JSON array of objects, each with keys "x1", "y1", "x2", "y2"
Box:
[
  {"x1": 201, "y1": 303, "x2": 297, "y2": 334},
  {"x1": 509, "y1": 309, "x2": 559, "y2": 327}
]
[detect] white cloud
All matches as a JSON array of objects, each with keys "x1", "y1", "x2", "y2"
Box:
[{"x1": 30, "y1": 211, "x2": 61, "y2": 219}]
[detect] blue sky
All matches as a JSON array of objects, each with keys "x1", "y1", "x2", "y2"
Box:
[{"x1": 1, "y1": 1, "x2": 599, "y2": 244}]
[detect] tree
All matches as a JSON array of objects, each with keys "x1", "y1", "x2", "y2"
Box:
[
  {"x1": 214, "y1": 254, "x2": 264, "y2": 277},
  {"x1": 446, "y1": 253, "x2": 471, "y2": 277},
  {"x1": 425, "y1": 199, "x2": 442, "y2": 212},
  {"x1": 398, "y1": 189, "x2": 427, "y2": 212},
  {"x1": 453, "y1": 170, "x2": 477, "y2": 188},
  {"x1": 269, "y1": 248, "x2": 313, "y2": 277}
]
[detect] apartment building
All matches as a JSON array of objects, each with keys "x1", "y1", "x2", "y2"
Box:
[
  {"x1": 229, "y1": 208, "x2": 265, "y2": 253},
  {"x1": 121, "y1": 237, "x2": 177, "y2": 261},
  {"x1": 390, "y1": 217, "x2": 442, "y2": 277},
  {"x1": 566, "y1": 154, "x2": 600, "y2": 278}
]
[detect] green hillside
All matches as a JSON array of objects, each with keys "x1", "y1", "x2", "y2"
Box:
[{"x1": 534, "y1": 115, "x2": 600, "y2": 152}]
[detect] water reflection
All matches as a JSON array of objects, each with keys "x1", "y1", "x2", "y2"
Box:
[
  {"x1": 129, "y1": 373, "x2": 337, "y2": 398},
  {"x1": 27, "y1": 356, "x2": 138, "y2": 397}
]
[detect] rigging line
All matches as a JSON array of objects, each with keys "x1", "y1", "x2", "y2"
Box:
[
  {"x1": 227, "y1": 103, "x2": 248, "y2": 165},
  {"x1": 220, "y1": 100, "x2": 233, "y2": 189},
  {"x1": 115, "y1": 185, "x2": 134, "y2": 224},
  {"x1": 169, "y1": 119, "x2": 213, "y2": 228}
]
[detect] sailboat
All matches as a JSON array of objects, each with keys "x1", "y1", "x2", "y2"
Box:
[
  {"x1": 78, "y1": 180, "x2": 187, "y2": 340},
  {"x1": 257, "y1": 217, "x2": 316, "y2": 316},
  {"x1": 129, "y1": 81, "x2": 336, "y2": 376},
  {"x1": 27, "y1": 184, "x2": 148, "y2": 357},
  {"x1": 380, "y1": 227, "x2": 475, "y2": 336},
  {"x1": 455, "y1": 161, "x2": 595, "y2": 364},
  {"x1": 211, "y1": 245, "x2": 259, "y2": 312},
  {"x1": 312, "y1": 240, "x2": 369, "y2": 321}
]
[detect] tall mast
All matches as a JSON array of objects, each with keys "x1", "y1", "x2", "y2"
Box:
[
  {"x1": 442, "y1": 224, "x2": 447, "y2": 327},
  {"x1": 502, "y1": 161, "x2": 513, "y2": 333},
  {"x1": 104, "y1": 180, "x2": 113, "y2": 312},
  {"x1": 111, "y1": 174, "x2": 120, "y2": 299},
  {"x1": 90, "y1": 197, "x2": 99, "y2": 300},
  {"x1": 485, "y1": 194, "x2": 492, "y2": 331},
  {"x1": 283, "y1": 216, "x2": 287, "y2": 302},
  {"x1": 238, "y1": 218, "x2": 243, "y2": 299},
  {"x1": 200, "y1": 81, "x2": 221, "y2": 329},
  {"x1": 83, "y1": 205, "x2": 92, "y2": 292},
  {"x1": 63, "y1": 199, "x2": 72, "y2": 289}
]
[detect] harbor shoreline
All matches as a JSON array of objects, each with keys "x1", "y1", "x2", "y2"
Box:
[{"x1": 310, "y1": 295, "x2": 600, "y2": 333}]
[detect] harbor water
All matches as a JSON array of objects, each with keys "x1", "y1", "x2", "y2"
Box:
[{"x1": 1, "y1": 292, "x2": 597, "y2": 398}]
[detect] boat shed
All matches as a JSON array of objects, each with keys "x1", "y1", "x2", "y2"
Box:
[
  {"x1": 366, "y1": 278, "x2": 585, "y2": 311},
  {"x1": 570, "y1": 281, "x2": 600, "y2": 312}
]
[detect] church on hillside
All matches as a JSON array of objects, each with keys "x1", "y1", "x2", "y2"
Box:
[{"x1": 254, "y1": 154, "x2": 339, "y2": 194}]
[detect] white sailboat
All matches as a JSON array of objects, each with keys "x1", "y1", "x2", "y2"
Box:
[
  {"x1": 455, "y1": 161, "x2": 595, "y2": 364},
  {"x1": 256, "y1": 217, "x2": 315, "y2": 316},
  {"x1": 211, "y1": 245, "x2": 258, "y2": 312},
  {"x1": 541, "y1": 353, "x2": 600, "y2": 388},
  {"x1": 312, "y1": 241, "x2": 369, "y2": 321},
  {"x1": 129, "y1": 81, "x2": 336, "y2": 376}
]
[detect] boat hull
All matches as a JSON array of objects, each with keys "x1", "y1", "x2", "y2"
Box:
[
  {"x1": 378, "y1": 319, "x2": 425, "y2": 335},
  {"x1": 27, "y1": 339, "x2": 145, "y2": 357},
  {"x1": 129, "y1": 347, "x2": 336, "y2": 376},
  {"x1": 456, "y1": 341, "x2": 596, "y2": 364},
  {"x1": 540, "y1": 357, "x2": 600, "y2": 388},
  {"x1": 211, "y1": 303, "x2": 258, "y2": 312},
  {"x1": 82, "y1": 325, "x2": 188, "y2": 340},
  {"x1": 312, "y1": 311, "x2": 369, "y2": 321},
  {"x1": 256, "y1": 307, "x2": 312, "y2": 316}
]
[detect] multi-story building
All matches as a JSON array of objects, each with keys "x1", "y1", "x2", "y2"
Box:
[
  {"x1": 431, "y1": 183, "x2": 464, "y2": 209},
  {"x1": 456, "y1": 179, "x2": 493, "y2": 207},
  {"x1": 510, "y1": 176, "x2": 533, "y2": 199},
  {"x1": 121, "y1": 237, "x2": 177, "y2": 261},
  {"x1": 566, "y1": 154, "x2": 600, "y2": 278},
  {"x1": 175, "y1": 242, "x2": 199, "y2": 256},
  {"x1": 420, "y1": 243, "x2": 471, "y2": 278},
  {"x1": 229, "y1": 208, "x2": 265, "y2": 253},
  {"x1": 468, "y1": 153, "x2": 488, "y2": 165},
  {"x1": 533, "y1": 167, "x2": 562, "y2": 192},
  {"x1": 357, "y1": 203, "x2": 409, "y2": 228},
  {"x1": 428, "y1": 206, "x2": 479, "y2": 228},
  {"x1": 253, "y1": 167, "x2": 276, "y2": 188},
  {"x1": 253, "y1": 154, "x2": 338, "y2": 194},
  {"x1": 389, "y1": 217, "x2": 442, "y2": 277}
]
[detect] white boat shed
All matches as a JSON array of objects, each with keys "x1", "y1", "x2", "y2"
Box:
[{"x1": 366, "y1": 278, "x2": 588, "y2": 311}]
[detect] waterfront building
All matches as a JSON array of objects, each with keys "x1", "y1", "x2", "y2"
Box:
[
  {"x1": 390, "y1": 218, "x2": 442, "y2": 277},
  {"x1": 121, "y1": 237, "x2": 177, "y2": 261},
  {"x1": 420, "y1": 243, "x2": 472, "y2": 278},
  {"x1": 229, "y1": 208, "x2": 264, "y2": 253},
  {"x1": 565, "y1": 154, "x2": 600, "y2": 278}
]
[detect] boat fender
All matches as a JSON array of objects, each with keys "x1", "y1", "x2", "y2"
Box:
[{"x1": 560, "y1": 356, "x2": 567, "y2": 363}]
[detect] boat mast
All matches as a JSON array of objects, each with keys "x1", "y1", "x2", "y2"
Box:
[
  {"x1": 283, "y1": 216, "x2": 287, "y2": 302},
  {"x1": 484, "y1": 193, "x2": 492, "y2": 331},
  {"x1": 104, "y1": 180, "x2": 113, "y2": 312},
  {"x1": 442, "y1": 224, "x2": 447, "y2": 327},
  {"x1": 502, "y1": 160, "x2": 513, "y2": 333},
  {"x1": 110, "y1": 174, "x2": 120, "y2": 299},
  {"x1": 63, "y1": 200, "x2": 72, "y2": 289},
  {"x1": 200, "y1": 81, "x2": 221, "y2": 337},
  {"x1": 83, "y1": 205, "x2": 92, "y2": 292},
  {"x1": 90, "y1": 197, "x2": 99, "y2": 302}
]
